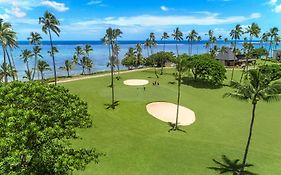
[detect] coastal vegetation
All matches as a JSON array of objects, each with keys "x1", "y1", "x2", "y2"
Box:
[{"x1": 1, "y1": 10, "x2": 281, "y2": 175}]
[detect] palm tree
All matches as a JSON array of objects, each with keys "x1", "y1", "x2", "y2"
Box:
[
  {"x1": 144, "y1": 38, "x2": 150, "y2": 57},
  {"x1": 85, "y1": 58, "x2": 93, "y2": 74},
  {"x1": 59, "y1": 60, "x2": 73, "y2": 77},
  {"x1": 224, "y1": 38, "x2": 229, "y2": 47},
  {"x1": 172, "y1": 27, "x2": 183, "y2": 57},
  {"x1": 0, "y1": 63, "x2": 16, "y2": 82},
  {"x1": 208, "y1": 155, "x2": 256, "y2": 175},
  {"x1": 28, "y1": 32, "x2": 42, "y2": 80},
  {"x1": 149, "y1": 32, "x2": 157, "y2": 55},
  {"x1": 112, "y1": 43, "x2": 121, "y2": 79},
  {"x1": 37, "y1": 60, "x2": 51, "y2": 80},
  {"x1": 161, "y1": 32, "x2": 169, "y2": 51},
  {"x1": 230, "y1": 24, "x2": 243, "y2": 81},
  {"x1": 102, "y1": 27, "x2": 122, "y2": 109},
  {"x1": 172, "y1": 54, "x2": 189, "y2": 131},
  {"x1": 268, "y1": 27, "x2": 279, "y2": 59},
  {"x1": 39, "y1": 11, "x2": 60, "y2": 85},
  {"x1": 196, "y1": 36, "x2": 202, "y2": 54},
  {"x1": 260, "y1": 32, "x2": 269, "y2": 48},
  {"x1": 135, "y1": 43, "x2": 143, "y2": 67},
  {"x1": 0, "y1": 19, "x2": 17, "y2": 83},
  {"x1": 186, "y1": 29, "x2": 198, "y2": 55},
  {"x1": 224, "y1": 68, "x2": 281, "y2": 173},
  {"x1": 20, "y1": 49, "x2": 33, "y2": 81}
]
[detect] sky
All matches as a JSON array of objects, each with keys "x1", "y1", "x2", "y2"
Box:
[{"x1": 0, "y1": 0, "x2": 281, "y2": 40}]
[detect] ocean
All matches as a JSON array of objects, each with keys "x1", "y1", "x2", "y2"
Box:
[{"x1": 0, "y1": 40, "x2": 276, "y2": 80}]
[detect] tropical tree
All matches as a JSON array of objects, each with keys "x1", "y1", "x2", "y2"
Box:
[
  {"x1": 208, "y1": 155, "x2": 256, "y2": 175},
  {"x1": 230, "y1": 24, "x2": 243, "y2": 81},
  {"x1": 39, "y1": 11, "x2": 60, "y2": 85},
  {"x1": 144, "y1": 38, "x2": 151, "y2": 57},
  {"x1": 186, "y1": 29, "x2": 198, "y2": 55},
  {"x1": 135, "y1": 43, "x2": 143, "y2": 67},
  {"x1": 102, "y1": 27, "x2": 122, "y2": 109},
  {"x1": 37, "y1": 59, "x2": 51, "y2": 80},
  {"x1": 224, "y1": 68, "x2": 281, "y2": 173},
  {"x1": 260, "y1": 32, "x2": 269, "y2": 48},
  {"x1": 0, "y1": 63, "x2": 16, "y2": 82},
  {"x1": 172, "y1": 27, "x2": 183, "y2": 57},
  {"x1": 59, "y1": 60, "x2": 73, "y2": 77},
  {"x1": 149, "y1": 32, "x2": 157, "y2": 55},
  {"x1": 28, "y1": 32, "x2": 42, "y2": 80},
  {"x1": 172, "y1": 54, "x2": 189, "y2": 131},
  {"x1": 268, "y1": 27, "x2": 279, "y2": 58},
  {"x1": 20, "y1": 49, "x2": 33, "y2": 81},
  {"x1": 0, "y1": 19, "x2": 17, "y2": 83},
  {"x1": 196, "y1": 35, "x2": 202, "y2": 54},
  {"x1": 161, "y1": 32, "x2": 169, "y2": 51}
]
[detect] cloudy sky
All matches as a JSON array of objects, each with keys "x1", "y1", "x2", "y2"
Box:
[{"x1": 0, "y1": 0, "x2": 281, "y2": 40}]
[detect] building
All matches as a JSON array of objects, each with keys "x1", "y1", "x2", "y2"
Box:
[{"x1": 216, "y1": 48, "x2": 256, "y2": 66}]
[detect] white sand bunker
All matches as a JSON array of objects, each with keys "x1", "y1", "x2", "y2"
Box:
[
  {"x1": 146, "y1": 102, "x2": 196, "y2": 126},
  {"x1": 123, "y1": 79, "x2": 149, "y2": 86}
]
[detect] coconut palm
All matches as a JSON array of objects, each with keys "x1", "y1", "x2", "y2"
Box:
[
  {"x1": 39, "y1": 11, "x2": 60, "y2": 85},
  {"x1": 186, "y1": 29, "x2": 198, "y2": 55},
  {"x1": 268, "y1": 27, "x2": 279, "y2": 58},
  {"x1": 102, "y1": 27, "x2": 122, "y2": 109},
  {"x1": 144, "y1": 38, "x2": 150, "y2": 57},
  {"x1": 0, "y1": 19, "x2": 17, "y2": 83},
  {"x1": 135, "y1": 43, "x2": 143, "y2": 67},
  {"x1": 20, "y1": 49, "x2": 33, "y2": 81},
  {"x1": 149, "y1": 32, "x2": 157, "y2": 55},
  {"x1": 59, "y1": 60, "x2": 73, "y2": 77},
  {"x1": 172, "y1": 54, "x2": 189, "y2": 131},
  {"x1": 224, "y1": 68, "x2": 281, "y2": 173},
  {"x1": 196, "y1": 36, "x2": 202, "y2": 54},
  {"x1": 208, "y1": 155, "x2": 256, "y2": 175},
  {"x1": 230, "y1": 24, "x2": 243, "y2": 81},
  {"x1": 85, "y1": 58, "x2": 93, "y2": 74},
  {"x1": 161, "y1": 32, "x2": 169, "y2": 51},
  {"x1": 37, "y1": 60, "x2": 51, "y2": 80},
  {"x1": 28, "y1": 32, "x2": 42, "y2": 80},
  {"x1": 172, "y1": 27, "x2": 183, "y2": 57},
  {"x1": 0, "y1": 63, "x2": 16, "y2": 82},
  {"x1": 260, "y1": 32, "x2": 269, "y2": 48}
]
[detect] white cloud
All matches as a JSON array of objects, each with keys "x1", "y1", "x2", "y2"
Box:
[
  {"x1": 87, "y1": 0, "x2": 102, "y2": 5},
  {"x1": 160, "y1": 6, "x2": 169, "y2": 11},
  {"x1": 41, "y1": 0, "x2": 69, "y2": 12},
  {"x1": 6, "y1": 7, "x2": 26, "y2": 18},
  {"x1": 274, "y1": 4, "x2": 281, "y2": 12},
  {"x1": 270, "y1": 0, "x2": 278, "y2": 5},
  {"x1": 73, "y1": 13, "x2": 261, "y2": 27}
]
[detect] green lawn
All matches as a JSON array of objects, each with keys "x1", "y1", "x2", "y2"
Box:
[{"x1": 62, "y1": 68, "x2": 281, "y2": 175}]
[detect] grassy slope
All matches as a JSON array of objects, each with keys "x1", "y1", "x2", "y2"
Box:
[{"x1": 63, "y1": 69, "x2": 281, "y2": 175}]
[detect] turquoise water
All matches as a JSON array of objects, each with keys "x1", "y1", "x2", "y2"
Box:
[{"x1": 0, "y1": 40, "x2": 275, "y2": 80}]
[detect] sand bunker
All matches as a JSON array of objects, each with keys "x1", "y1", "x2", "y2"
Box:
[
  {"x1": 146, "y1": 102, "x2": 196, "y2": 126},
  {"x1": 123, "y1": 79, "x2": 149, "y2": 86}
]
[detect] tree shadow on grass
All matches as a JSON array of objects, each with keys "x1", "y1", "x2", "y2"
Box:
[
  {"x1": 181, "y1": 77, "x2": 223, "y2": 89},
  {"x1": 167, "y1": 122, "x2": 186, "y2": 133},
  {"x1": 104, "y1": 101, "x2": 119, "y2": 109}
]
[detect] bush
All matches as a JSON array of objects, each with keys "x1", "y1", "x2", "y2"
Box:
[
  {"x1": 187, "y1": 54, "x2": 226, "y2": 85},
  {"x1": 145, "y1": 51, "x2": 176, "y2": 67},
  {"x1": 0, "y1": 81, "x2": 101, "y2": 174}
]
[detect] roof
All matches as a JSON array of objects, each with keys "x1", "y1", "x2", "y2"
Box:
[{"x1": 216, "y1": 48, "x2": 238, "y2": 61}]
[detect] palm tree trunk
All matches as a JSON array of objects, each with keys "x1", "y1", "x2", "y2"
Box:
[
  {"x1": 175, "y1": 72, "x2": 181, "y2": 129},
  {"x1": 176, "y1": 43, "x2": 179, "y2": 57},
  {"x1": 32, "y1": 54, "x2": 38, "y2": 80},
  {"x1": 67, "y1": 69, "x2": 70, "y2": 77},
  {"x1": 5, "y1": 49, "x2": 16, "y2": 81},
  {"x1": 48, "y1": 28, "x2": 57, "y2": 85},
  {"x1": 9, "y1": 47, "x2": 18, "y2": 80},
  {"x1": 41, "y1": 71, "x2": 44, "y2": 80},
  {"x1": 240, "y1": 102, "x2": 257, "y2": 174},
  {"x1": 230, "y1": 40, "x2": 237, "y2": 82},
  {"x1": 3, "y1": 47, "x2": 8, "y2": 83}
]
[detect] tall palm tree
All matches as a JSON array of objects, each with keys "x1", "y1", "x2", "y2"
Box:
[
  {"x1": 37, "y1": 59, "x2": 51, "y2": 80},
  {"x1": 186, "y1": 29, "x2": 198, "y2": 55},
  {"x1": 28, "y1": 32, "x2": 42, "y2": 80},
  {"x1": 208, "y1": 155, "x2": 256, "y2": 175},
  {"x1": 196, "y1": 36, "x2": 202, "y2": 54},
  {"x1": 20, "y1": 49, "x2": 33, "y2": 81},
  {"x1": 144, "y1": 38, "x2": 150, "y2": 57},
  {"x1": 268, "y1": 27, "x2": 279, "y2": 59},
  {"x1": 102, "y1": 27, "x2": 122, "y2": 109},
  {"x1": 84, "y1": 44, "x2": 93, "y2": 57},
  {"x1": 149, "y1": 32, "x2": 157, "y2": 55},
  {"x1": 135, "y1": 43, "x2": 143, "y2": 67},
  {"x1": 161, "y1": 32, "x2": 169, "y2": 51},
  {"x1": 224, "y1": 68, "x2": 281, "y2": 173},
  {"x1": 260, "y1": 32, "x2": 269, "y2": 48},
  {"x1": 39, "y1": 11, "x2": 60, "y2": 85},
  {"x1": 59, "y1": 60, "x2": 73, "y2": 77},
  {"x1": 172, "y1": 27, "x2": 183, "y2": 57},
  {"x1": 172, "y1": 54, "x2": 189, "y2": 131},
  {"x1": 0, "y1": 19, "x2": 17, "y2": 83},
  {"x1": 230, "y1": 24, "x2": 243, "y2": 81}
]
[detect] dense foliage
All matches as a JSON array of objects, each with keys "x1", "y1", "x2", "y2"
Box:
[
  {"x1": 0, "y1": 81, "x2": 101, "y2": 174},
  {"x1": 259, "y1": 64, "x2": 281, "y2": 82},
  {"x1": 187, "y1": 54, "x2": 226, "y2": 85},
  {"x1": 145, "y1": 51, "x2": 176, "y2": 67}
]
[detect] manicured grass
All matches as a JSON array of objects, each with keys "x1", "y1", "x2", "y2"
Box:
[{"x1": 62, "y1": 68, "x2": 281, "y2": 175}]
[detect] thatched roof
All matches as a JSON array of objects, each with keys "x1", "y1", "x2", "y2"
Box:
[{"x1": 216, "y1": 48, "x2": 238, "y2": 61}]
